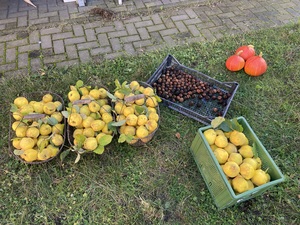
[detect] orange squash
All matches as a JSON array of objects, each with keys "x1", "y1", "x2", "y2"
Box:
[
  {"x1": 244, "y1": 52, "x2": 267, "y2": 76},
  {"x1": 225, "y1": 51, "x2": 245, "y2": 72},
  {"x1": 235, "y1": 45, "x2": 255, "y2": 61}
]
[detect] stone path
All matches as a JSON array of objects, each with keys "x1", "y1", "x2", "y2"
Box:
[{"x1": 0, "y1": 0, "x2": 299, "y2": 77}]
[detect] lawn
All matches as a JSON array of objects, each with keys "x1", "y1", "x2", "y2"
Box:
[{"x1": 0, "y1": 23, "x2": 299, "y2": 224}]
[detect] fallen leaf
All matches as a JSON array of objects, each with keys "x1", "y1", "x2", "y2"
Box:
[{"x1": 175, "y1": 132, "x2": 180, "y2": 139}]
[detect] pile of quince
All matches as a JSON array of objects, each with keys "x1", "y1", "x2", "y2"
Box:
[
  {"x1": 10, "y1": 93, "x2": 65, "y2": 163},
  {"x1": 62, "y1": 80, "x2": 114, "y2": 163},
  {"x1": 107, "y1": 80, "x2": 161, "y2": 145},
  {"x1": 204, "y1": 117, "x2": 271, "y2": 194}
]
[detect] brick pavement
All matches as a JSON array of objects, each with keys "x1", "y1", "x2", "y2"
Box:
[{"x1": 0, "y1": 0, "x2": 299, "y2": 77}]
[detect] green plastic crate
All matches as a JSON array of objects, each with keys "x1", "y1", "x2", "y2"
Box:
[{"x1": 190, "y1": 116, "x2": 284, "y2": 209}]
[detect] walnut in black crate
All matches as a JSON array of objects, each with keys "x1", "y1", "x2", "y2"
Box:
[{"x1": 147, "y1": 55, "x2": 239, "y2": 125}]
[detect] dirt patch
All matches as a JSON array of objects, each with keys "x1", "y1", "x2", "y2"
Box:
[
  {"x1": 29, "y1": 50, "x2": 41, "y2": 58},
  {"x1": 17, "y1": 31, "x2": 29, "y2": 39}
]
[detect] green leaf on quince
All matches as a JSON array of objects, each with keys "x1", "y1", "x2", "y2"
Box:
[
  {"x1": 14, "y1": 149, "x2": 24, "y2": 156},
  {"x1": 111, "y1": 120, "x2": 126, "y2": 127},
  {"x1": 93, "y1": 145, "x2": 105, "y2": 154},
  {"x1": 74, "y1": 134, "x2": 86, "y2": 149},
  {"x1": 114, "y1": 79, "x2": 122, "y2": 90},
  {"x1": 154, "y1": 95, "x2": 162, "y2": 103},
  {"x1": 61, "y1": 110, "x2": 69, "y2": 119},
  {"x1": 47, "y1": 117, "x2": 58, "y2": 126},
  {"x1": 252, "y1": 142, "x2": 259, "y2": 158},
  {"x1": 60, "y1": 149, "x2": 70, "y2": 162},
  {"x1": 135, "y1": 105, "x2": 147, "y2": 115},
  {"x1": 10, "y1": 104, "x2": 18, "y2": 112},
  {"x1": 231, "y1": 118, "x2": 243, "y2": 132},
  {"x1": 98, "y1": 135, "x2": 113, "y2": 146},
  {"x1": 118, "y1": 134, "x2": 127, "y2": 143},
  {"x1": 125, "y1": 134, "x2": 134, "y2": 143},
  {"x1": 211, "y1": 116, "x2": 225, "y2": 128},
  {"x1": 75, "y1": 80, "x2": 84, "y2": 89},
  {"x1": 106, "y1": 91, "x2": 117, "y2": 101}
]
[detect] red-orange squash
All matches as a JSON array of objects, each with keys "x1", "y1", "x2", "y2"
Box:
[
  {"x1": 235, "y1": 45, "x2": 255, "y2": 61},
  {"x1": 244, "y1": 52, "x2": 267, "y2": 76},
  {"x1": 225, "y1": 51, "x2": 245, "y2": 72}
]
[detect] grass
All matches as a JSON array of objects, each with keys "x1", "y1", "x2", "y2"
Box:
[{"x1": 0, "y1": 23, "x2": 299, "y2": 224}]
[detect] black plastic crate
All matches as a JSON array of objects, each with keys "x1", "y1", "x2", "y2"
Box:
[{"x1": 147, "y1": 54, "x2": 239, "y2": 125}]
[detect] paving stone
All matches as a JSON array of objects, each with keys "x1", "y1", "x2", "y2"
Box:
[
  {"x1": 162, "y1": 36, "x2": 176, "y2": 47},
  {"x1": 90, "y1": 46, "x2": 112, "y2": 56},
  {"x1": 77, "y1": 41, "x2": 99, "y2": 50},
  {"x1": 124, "y1": 17, "x2": 142, "y2": 24},
  {"x1": 134, "y1": 20, "x2": 154, "y2": 28},
  {"x1": 104, "y1": 52, "x2": 125, "y2": 60},
  {"x1": 30, "y1": 58, "x2": 42, "y2": 72},
  {"x1": 109, "y1": 38, "x2": 122, "y2": 51},
  {"x1": 185, "y1": 8, "x2": 198, "y2": 19},
  {"x1": 150, "y1": 31, "x2": 163, "y2": 44},
  {"x1": 50, "y1": 16, "x2": 60, "y2": 23},
  {"x1": 133, "y1": 39, "x2": 152, "y2": 48},
  {"x1": 18, "y1": 53, "x2": 28, "y2": 68},
  {"x1": 73, "y1": 24, "x2": 84, "y2": 36},
  {"x1": 0, "y1": 18, "x2": 17, "y2": 25},
  {"x1": 29, "y1": 30, "x2": 40, "y2": 44},
  {"x1": 59, "y1": 10, "x2": 70, "y2": 21},
  {"x1": 98, "y1": 33, "x2": 110, "y2": 46},
  {"x1": 6, "y1": 48, "x2": 16, "y2": 63},
  {"x1": 159, "y1": 28, "x2": 178, "y2": 36},
  {"x1": 147, "y1": 24, "x2": 166, "y2": 32},
  {"x1": 19, "y1": 43, "x2": 40, "y2": 53},
  {"x1": 124, "y1": 43, "x2": 136, "y2": 55},
  {"x1": 85, "y1": 29, "x2": 97, "y2": 41},
  {"x1": 66, "y1": 45, "x2": 78, "y2": 59},
  {"x1": 7, "y1": 38, "x2": 28, "y2": 48},
  {"x1": 6, "y1": 22, "x2": 17, "y2": 29},
  {"x1": 0, "y1": 33, "x2": 17, "y2": 43},
  {"x1": 44, "y1": 54, "x2": 67, "y2": 64},
  {"x1": 171, "y1": 14, "x2": 189, "y2": 22},
  {"x1": 162, "y1": 17, "x2": 175, "y2": 29},
  {"x1": 137, "y1": 27, "x2": 150, "y2": 40},
  {"x1": 52, "y1": 32, "x2": 73, "y2": 40},
  {"x1": 151, "y1": 14, "x2": 163, "y2": 24},
  {"x1": 28, "y1": 10, "x2": 38, "y2": 20},
  {"x1": 95, "y1": 26, "x2": 115, "y2": 34},
  {"x1": 125, "y1": 23, "x2": 138, "y2": 35},
  {"x1": 64, "y1": 37, "x2": 86, "y2": 45},
  {"x1": 54, "y1": 40, "x2": 65, "y2": 54},
  {"x1": 200, "y1": 29, "x2": 216, "y2": 41},
  {"x1": 174, "y1": 21, "x2": 188, "y2": 33},
  {"x1": 41, "y1": 27, "x2": 62, "y2": 36},
  {"x1": 184, "y1": 18, "x2": 202, "y2": 26},
  {"x1": 108, "y1": 30, "x2": 128, "y2": 38},
  {"x1": 41, "y1": 35, "x2": 52, "y2": 49},
  {"x1": 17, "y1": 16, "x2": 28, "y2": 27},
  {"x1": 39, "y1": 11, "x2": 58, "y2": 19},
  {"x1": 29, "y1": 18, "x2": 49, "y2": 26},
  {"x1": 79, "y1": 50, "x2": 91, "y2": 63},
  {"x1": 114, "y1": 21, "x2": 125, "y2": 31},
  {"x1": 120, "y1": 35, "x2": 141, "y2": 43}
]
